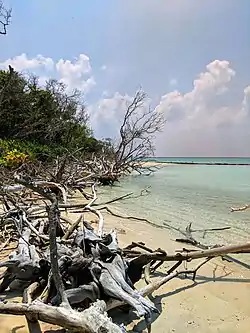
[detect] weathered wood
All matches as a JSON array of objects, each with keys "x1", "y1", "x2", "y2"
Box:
[
  {"x1": 0, "y1": 172, "x2": 248, "y2": 333},
  {"x1": 23, "y1": 282, "x2": 43, "y2": 333},
  {"x1": 231, "y1": 203, "x2": 250, "y2": 212},
  {"x1": 91, "y1": 255, "x2": 158, "y2": 323},
  {"x1": 0, "y1": 225, "x2": 41, "y2": 292},
  {"x1": 22, "y1": 211, "x2": 49, "y2": 241},
  {"x1": 47, "y1": 195, "x2": 70, "y2": 308},
  {"x1": 62, "y1": 214, "x2": 83, "y2": 240},
  {"x1": 126, "y1": 242, "x2": 250, "y2": 261},
  {"x1": 51, "y1": 282, "x2": 100, "y2": 306},
  {"x1": 0, "y1": 300, "x2": 123, "y2": 333},
  {"x1": 106, "y1": 260, "x2": 206, "y2": 312}
]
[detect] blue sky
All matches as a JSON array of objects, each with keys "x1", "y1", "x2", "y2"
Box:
[{"x1": 1, "y1": 0, "x2": 250, "y2": 156}]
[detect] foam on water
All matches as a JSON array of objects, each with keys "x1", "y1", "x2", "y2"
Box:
[{"x1": 99, "y1": 164, "x2": 250, "y2": 249}]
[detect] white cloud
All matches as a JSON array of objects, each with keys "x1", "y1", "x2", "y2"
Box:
[
  {"x1": 56, "y1": 54, "x2": 91, "y2": 76},
  {"x1": 154, "y1": 60, "x2": 245, "y2": 130},
  {"x1": 1, "y1": 52, "x2": 249, "y2": 156},
  {"x1": 89, "y1": 60, "x2": 250, "y2": 157},
  {"x1": 56, "y1": 54, "x2": 95, "y2": 92},
  {"x1": 0, "y1": 53, "x2": 54, "y2": 72},
  {"x1": 242, "y1": 85, "x2": 250, "y2": 117},
  {"x1": 89, "y1": 92, "x2": 133, "y2": 139},
  {"x1": 0, "y1": 53, "x2": 95, "y2": 94},
  {"x1": 89, "y1": 91, "x2": 153, "y2": 141},
  {"x1": 154, "y1": 60, "x2": 250, "y2": 156}
]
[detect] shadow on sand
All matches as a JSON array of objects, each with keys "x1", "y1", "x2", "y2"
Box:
[{"x1": 111, "y1": 269, "x2": 250, "y2": 332}]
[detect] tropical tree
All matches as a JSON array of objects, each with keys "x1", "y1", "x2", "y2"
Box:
[{"x1": 0, "y1": 67, "x2": 103, "y2": 162}]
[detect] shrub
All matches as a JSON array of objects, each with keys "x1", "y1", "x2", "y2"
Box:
[
  {"x1": 0, "y1": 149, "x2": 29, "y2": 168},
  {"x1": 0, "y1": 139, "x2": 64, "y2": 168}
]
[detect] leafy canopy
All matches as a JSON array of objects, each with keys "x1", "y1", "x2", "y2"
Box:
[{"x1": 0, "y1": 68, "x2": 104, "y2": 163}]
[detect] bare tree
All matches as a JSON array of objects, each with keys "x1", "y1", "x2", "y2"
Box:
[
  {"x1": 0, "y1": 1, "x2": 11, "y2": 35},
  {"x1": 114, "y1": 89, "x2": 165, "y2": 174}
]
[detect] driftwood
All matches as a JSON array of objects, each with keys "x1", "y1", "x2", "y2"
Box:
[
  {"x1": 106, "y1": 259, "x2": 210, "y2": 311},
  {"x1": 0, "y1": 300, "x2": 124, "y2": 333},
  {"x1": 124, "y1": 242, "x2": 250, "y2": 261},
  {"x1": 0, "y1": 172, "x2": 249, "y2": 333},
  {"x1": 231, "y1": 203, "x2": 250, "y2": 212}
]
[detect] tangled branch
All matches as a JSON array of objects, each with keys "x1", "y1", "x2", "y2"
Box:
[{"x1": 0, "y1": 1, "x2": 11, "y2": 35}]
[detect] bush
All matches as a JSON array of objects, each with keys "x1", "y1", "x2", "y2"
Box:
[
  {"x1": 0, "y1": 139, "x2": 65, "y2": 168},
  {"x1": 0, "y1": 149, "x2": 29, "y2": 168},
  {"x1": 0, "y1": 68, "x2": 107, "y2": 168}
]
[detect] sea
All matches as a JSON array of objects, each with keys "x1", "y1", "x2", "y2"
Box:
[
  {"x1": 99, "y1": 157, "x2": 250, "y2": 255},
  {"x1": 145, "y1": 156, "x2": 250, "y2": 165}
]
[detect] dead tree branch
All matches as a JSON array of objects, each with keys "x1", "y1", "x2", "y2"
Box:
[
  {"x1": 14, "y1": 174, "x2": 70, "y2": 308},
  {"x1": 107, "y1": 259, "x2": 211, "y2": 311},
  {"x1": 99, "y1": 89, "x2": 165, "y2": 181},
  {"x1": 231, "y1": 204, "x2": 250, "y2": 212},
  {"x1": 0, "y1": 1, "x2": 11, "y2": 35},
  {"x1": 0, "y1": 300, "x2": 123, "y2": 333},
  {"x1": 0, "y1": 172, "x2": 249, "y2": 333},
  {"x1": 125, "y1": 242, "x2": 250, "y2": 261}
]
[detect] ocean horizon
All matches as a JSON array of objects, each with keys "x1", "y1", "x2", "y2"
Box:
[
  {"x1": 146, "y1": 156, "x2": 250, "y2": 165},
  {"x1": 100, "y1": 162, "x2": 250, "y2": 261}
]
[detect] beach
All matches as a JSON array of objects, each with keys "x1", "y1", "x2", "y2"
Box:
[
  {"x1": 1, "y1": 161, "x2": 250, "y2": 332},
  {"x1": 1, "y1": 0, "x2": 248, "y2": 330},
  {"x1": 101, "y1": 212, "x2": 250, "y2": 333},
  {"x1": 141, "y1": 161, "x2": 173, "y2": 168},
  {"x1": 1, "y1": 206, "x2": 250, "y2": 333}
]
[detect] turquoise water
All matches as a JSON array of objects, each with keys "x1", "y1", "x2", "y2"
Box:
[
  {"x1": 146, "y1": 157, "x2": 250, "y2": 165},
  {"x1": 99, "y1": 164, "x2": 250, "y2": 249}
]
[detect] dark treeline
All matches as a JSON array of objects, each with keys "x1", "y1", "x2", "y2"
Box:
[{"x1": 0, "y1": 66, "x2": 108, "y2": 165}]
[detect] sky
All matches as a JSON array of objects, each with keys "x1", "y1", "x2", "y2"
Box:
[{"x1": 0, "y1": 0, "x2": 250, "y2": 157}]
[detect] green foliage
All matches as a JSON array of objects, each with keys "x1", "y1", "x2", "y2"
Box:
[
  {"x1": 0, "y1": 138, "x2": 64, "y2": 168},
  {"x1": 0, "y1": 149, "x2": 28, "y2": 168},
  {"x1": 0, "y1": 68, "x2": 105, "y2": 167}
]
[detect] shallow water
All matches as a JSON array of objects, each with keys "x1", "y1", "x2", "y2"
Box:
[{"x1": 99, "y1": 165, "x2": 250, "y2": 247}]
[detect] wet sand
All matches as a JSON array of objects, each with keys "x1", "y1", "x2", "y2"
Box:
[
  {"x1": 141, "y1": 161, "x2": 173, "y2": 167},
  {"x1": 1, "y1": 209, "x2": 250, "y2": 332}
]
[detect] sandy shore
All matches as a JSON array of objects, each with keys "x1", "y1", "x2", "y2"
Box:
[
  {"x1": 1, "y1": 208, "x2": 250, "y2": 333},
  {"x1": 141, "y1": 161, "x2": 173, "y2": 167}
]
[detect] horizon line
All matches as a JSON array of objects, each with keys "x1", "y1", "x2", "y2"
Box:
[{"x1": 150, "y1": 156, "x2": 250, "y2": 158}]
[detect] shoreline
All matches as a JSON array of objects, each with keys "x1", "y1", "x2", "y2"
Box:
[
  {"x1": 89, "y1": 211, "x2": 250, "y2": 333},
  {"x1": 1, "y1": 196, "x2": 250, "y2": 332},
  {"x1": 142, "y1": 161, "x2": 250, "y2": 168}
]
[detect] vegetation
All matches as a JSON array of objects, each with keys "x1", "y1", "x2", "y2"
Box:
[
  {"x1": 0, "y1": 65, "x2": 164, "y2": 183},
  {"x1": 0, "y1": 1, "x2": 164, "y2": 177},
  {"x1": 0, "y1": 5, "x2": 164, "y2": 179},
  {"x1": 0, "y1": 67, "x2": 106, "y2": 167}
]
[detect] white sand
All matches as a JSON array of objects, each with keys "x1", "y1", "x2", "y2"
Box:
[{"x1": 1, "y1": 210, "x2": 250, "y2": 332}]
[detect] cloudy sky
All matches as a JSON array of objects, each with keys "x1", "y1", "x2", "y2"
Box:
[{"x1": 1, "y1": 0, "x2": 250, "y2": 157}]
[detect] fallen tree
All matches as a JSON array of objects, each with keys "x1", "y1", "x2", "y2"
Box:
[
  {"x1": 0, "y1": 172, "x2": 249, "y2": 332},
  {"x1": 0, "y1": 87, "x2": 165, "y2": 190}
]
